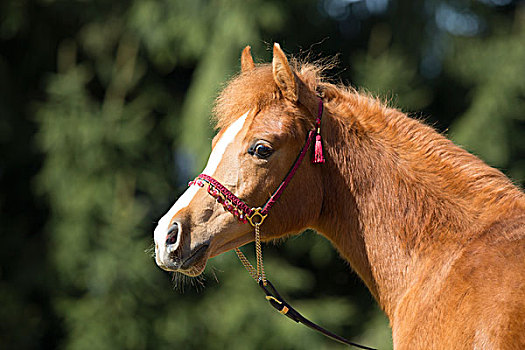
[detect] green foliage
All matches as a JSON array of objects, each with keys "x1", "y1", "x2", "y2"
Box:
[
  {"x1": 1, "y1": 1, "x2": 523, "y2": 350},
  {"x1": 353, "y1": 48, "x2": 433, "y2": 111},
  {"x1": 35, "y1": 47, "x2": 172, "y2": 350},
  {"x1": 447, "y1": 17, "x2": 525, "y2": 177}
]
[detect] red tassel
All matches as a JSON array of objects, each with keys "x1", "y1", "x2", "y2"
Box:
[
  {"x1": 312, "y1": 99, "x2": 325, "y2": 164},
  {"x1": 313, "y1": 133, "x2": 325, "y2": 163}
]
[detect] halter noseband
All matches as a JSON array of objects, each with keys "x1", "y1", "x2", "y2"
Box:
[{"x1": 188, "y1": 116, "x2": 319, "y2": 227}]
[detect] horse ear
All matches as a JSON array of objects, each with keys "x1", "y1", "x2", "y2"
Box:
[
  {"x1": 241, "y1": 46, "x2": 255, "y2": 72},
  {"x1": 272, "y1": 43, "x2": 298, "y2": 101}
]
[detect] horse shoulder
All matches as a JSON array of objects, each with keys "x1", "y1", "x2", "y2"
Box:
[{"x1": 392, "y1": 215, "x2": 525, "y2": 349}]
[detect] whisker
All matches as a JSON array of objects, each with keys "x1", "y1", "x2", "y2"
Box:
[
  {"x1": 210, "y1": 267, "x2": 221, "y2": 284},
  {"x1": 144, "y1": 244, "x2": 156, "y2": 258},
  {"x1": 171, "y1": 272, "x2": 186, "y2": 293},
  {"x1": 170, "y1": 272, "x2": 207, "y2": 293}
]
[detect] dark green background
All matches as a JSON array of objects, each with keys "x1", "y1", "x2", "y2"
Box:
[{"x1": 1, "y1": 0, "x2": 524, "y2": 349}]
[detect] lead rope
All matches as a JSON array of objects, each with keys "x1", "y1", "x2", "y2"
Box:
[{"x1": 233, "y1": 223, "x2": 377, "y2": 350}]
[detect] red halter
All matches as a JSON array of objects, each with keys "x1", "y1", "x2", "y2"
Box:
[{"x1": 188, "y1": 99, "x2": 325, "y2": 227}]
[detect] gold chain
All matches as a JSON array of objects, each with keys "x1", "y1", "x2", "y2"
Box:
[
  {"x1": 254, "y1": 223, "x2": 266, "y2": 284},
  {"x1": 234, "y1": 223, "x2": 267, "y2": 286},
  {"x1": 234, "y1": 247, "x2": 258, "y2": 281}
]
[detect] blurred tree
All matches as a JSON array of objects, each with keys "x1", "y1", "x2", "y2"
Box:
[
  {"x1": 447, "y1": 8, "x2": 525, "y2": 181},
  {"x1": 1, "y1": 0, "x2": 523, "y2": 350},
  {"x1": 33, "y1": 0, "x2": 384, "y2": 349},
  {"x1": 0, "y1": 1, "x2": 67, "y2": 348}
]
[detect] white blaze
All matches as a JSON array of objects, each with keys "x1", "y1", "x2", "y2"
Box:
[{"x1": 154, "y1": 112, "x2": 248, "y2": 260}]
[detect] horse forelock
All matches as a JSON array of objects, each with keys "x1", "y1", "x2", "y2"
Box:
[
  {"x1": 213, "y1": 60, "x2": 328, "y2": 132},
  {"x1": 213, "y1": 64, "x2": 279, "y2": 131}
]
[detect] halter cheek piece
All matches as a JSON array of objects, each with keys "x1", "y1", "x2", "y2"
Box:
[{"x1": 188, "y1": 99, "x2": 376, "y2": 350}]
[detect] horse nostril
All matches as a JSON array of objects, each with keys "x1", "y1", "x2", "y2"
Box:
[{"x1": 165, "y1": 223, "x2": 179, "y2": 246}]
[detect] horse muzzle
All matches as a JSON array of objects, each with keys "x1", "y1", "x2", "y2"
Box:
[{"x1": 154, "y1": 221, "x2": 210, "y2": 276}]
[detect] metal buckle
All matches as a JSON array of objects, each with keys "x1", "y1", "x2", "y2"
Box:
[{"x1": 247, "y1": 207, "x2": 267, "y2": 227}]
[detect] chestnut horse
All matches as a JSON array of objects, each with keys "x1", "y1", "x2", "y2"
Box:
[{"x1": 154, "y1": 44, "x2": 525, "y2": 349}]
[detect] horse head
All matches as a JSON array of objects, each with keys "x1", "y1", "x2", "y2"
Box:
[{"x1": 154, "y1": 44, "x2": 324, "y2": 276}]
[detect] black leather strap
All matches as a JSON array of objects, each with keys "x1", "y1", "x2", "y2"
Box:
[{"x1": 258, "y1": 280, "x2": 377, "y2": 350}]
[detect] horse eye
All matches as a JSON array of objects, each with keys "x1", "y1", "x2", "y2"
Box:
[{"x1": 249, "y1": 143, "x2": 273, "y2": 159}]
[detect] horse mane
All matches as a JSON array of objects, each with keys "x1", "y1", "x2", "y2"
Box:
[{"x1": 213, "y1": 59, "x2": 524, "y2": 248}]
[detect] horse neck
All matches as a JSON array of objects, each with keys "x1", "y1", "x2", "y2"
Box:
[{"x1": 314, "y1": 93, "x2": 525, "y2": 317}]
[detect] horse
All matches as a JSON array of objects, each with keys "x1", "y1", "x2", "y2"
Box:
[{"x1": 153, "y1": 43, "x2": 525, "y2": 349}]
